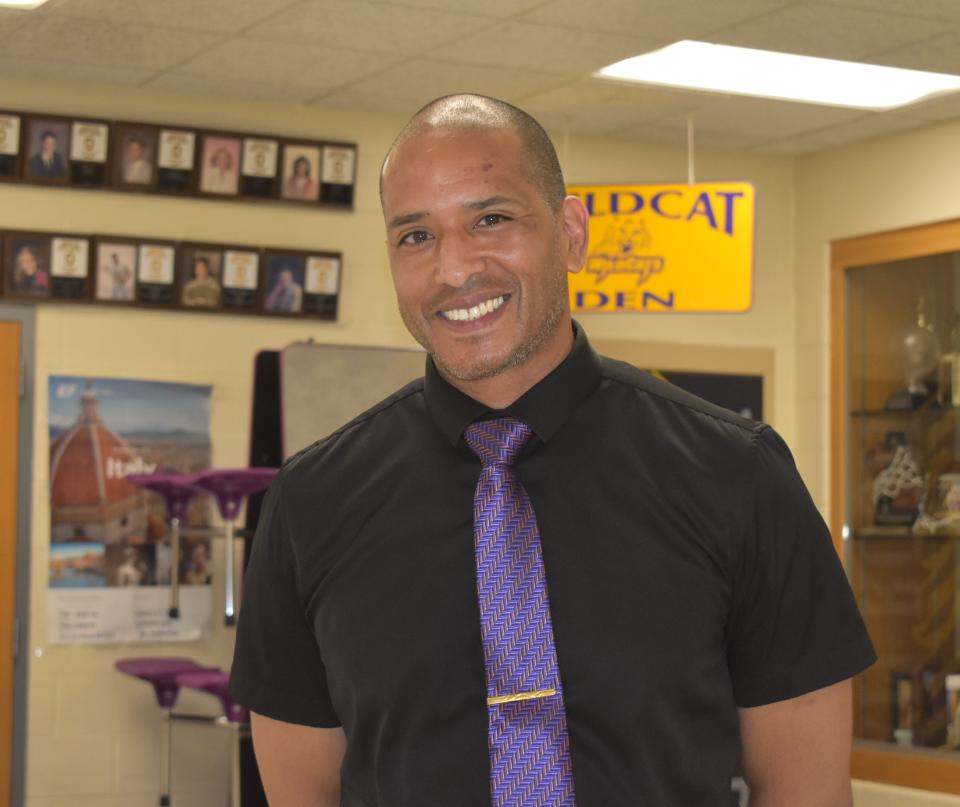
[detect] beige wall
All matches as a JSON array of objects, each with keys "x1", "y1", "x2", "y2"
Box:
[
  {"x1": 795, "y1": 117, "x2": 960, "y2": 807},
  {"x1": 0, "y1": 72, "x2": 840, "y2": 805},
  {"x1": 795, "y1": 117, "x2": 960, "y2": 508}
]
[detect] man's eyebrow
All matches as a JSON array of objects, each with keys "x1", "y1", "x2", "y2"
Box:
[
  {"x1": 464, "y1": 195, "x2": 514, "y2": 210},
  {"x1": 388, "y1": 211, "x2": 427, "y2": 229}
]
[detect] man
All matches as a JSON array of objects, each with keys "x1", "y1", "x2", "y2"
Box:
[
  {"x1": 230, "y1": 94, "x2": 875, "y2": 807},
  {"x1": 123, "y1": 135, "x2": 152, "y2": 185},
  {"x1": 265, "y1": 268, "x2": 303, "y2": 313},
  {"x1": 28, "y1": 130, "x2": 66, "y2": 179}
]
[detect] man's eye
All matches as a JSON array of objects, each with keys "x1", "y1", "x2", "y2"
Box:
[
  {"x1": 477, "y1": 214, "x2": 509, "y2": 227},
  {"x1": 398, "y1": 230, "x2": 432, "y2": 246}
]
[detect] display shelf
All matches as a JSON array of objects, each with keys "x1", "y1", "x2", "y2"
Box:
[
  {"x1": 832, "y1": 218, "x2": 960, "y2": 794},
  {"x1": 851, "y1": 405, "x2": 960, "y2": 419}
]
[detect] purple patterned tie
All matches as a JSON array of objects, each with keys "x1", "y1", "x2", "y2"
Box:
[{"x1": 464, "y1": 417, "x2": 576, "y2": 807}]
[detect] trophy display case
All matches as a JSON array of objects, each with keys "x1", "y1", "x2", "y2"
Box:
[{"x1": 832, "y1": 219, "x2": 960, "y2": 792}]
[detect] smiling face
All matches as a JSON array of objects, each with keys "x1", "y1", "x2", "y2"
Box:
[
  {"x1": 16, "y1": 247, "x2": 38, "y2": 277},
  {"x1": 381, "y1": 127, "x2": 587, "y2": 405}
]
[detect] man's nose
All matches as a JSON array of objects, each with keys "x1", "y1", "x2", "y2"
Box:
[{"x1": 433, "y1": 230, "x2": 485, "y2": 288}]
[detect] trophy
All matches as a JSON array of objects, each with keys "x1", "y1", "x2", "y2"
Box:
[
  {"x1": 886, "y1": 296, "x2": 941, "y2": 410},
  {"x1": 870, "y1": 431, "x2": 924, "y2": 525}
]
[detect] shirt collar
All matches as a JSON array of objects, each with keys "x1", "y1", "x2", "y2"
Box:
[{"x1": 424, "y1": 320, "x2": 602, "y2": 447}]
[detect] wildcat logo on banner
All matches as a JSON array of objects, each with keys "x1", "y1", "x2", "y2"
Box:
[{"x1": 567, "y1": 182, "x2": 754, "y2": 313}]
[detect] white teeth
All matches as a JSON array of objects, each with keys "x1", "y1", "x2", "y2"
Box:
[{"x1": 440, "y1": 295, "x2": 505, "y2": 322}]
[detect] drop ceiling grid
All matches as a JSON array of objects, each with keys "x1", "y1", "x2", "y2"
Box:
[{"x1": 0, "y1": 0, "x2": 957, "y2": 153}]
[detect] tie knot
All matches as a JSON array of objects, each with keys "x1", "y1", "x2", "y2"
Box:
[{"x1": 464, "y1": 417, "x2": 532, "y2": 467}]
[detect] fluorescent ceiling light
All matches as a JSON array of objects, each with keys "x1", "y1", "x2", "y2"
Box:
[
  {"x1": 0, "y1": 0, "x2": 51, "y2": 7},
  {"x1": 595, "y1": 40, "x2": 960, "y2": 110}
]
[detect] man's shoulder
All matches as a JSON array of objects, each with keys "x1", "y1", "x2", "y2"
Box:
[
  {"x1": 282, "y1": 375, "x2": 427, "y2": 477},
  {"x1": 595, "y1": 352, "x2": 760, "y2": 439}
]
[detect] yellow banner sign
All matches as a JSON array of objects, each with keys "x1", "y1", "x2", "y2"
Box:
[{"x1": 567, "y1": 182, "x2": 754, "y2": 313}]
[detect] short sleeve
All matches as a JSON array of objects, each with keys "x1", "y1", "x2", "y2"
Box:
[
  {"x1": 726, "y1": 425, "x2": 876, "y2": 707},
  {"x1": 229, "y1": 473, "x2": 342, "y2": 727}
]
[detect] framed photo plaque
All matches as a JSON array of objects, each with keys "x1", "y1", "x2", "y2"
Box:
[
  {"x1": 0, "y1": 113, "x2": 21, "y2": 181},
  {"x1": 113, "y1": 123, "x2": 158, "y2": 191},
  {"x1": 321, "y1": 144, "x2": 355, "y2": 205},
  {"x1": 136, "y1": 242, "x2": 177, "y2": 305},
  {"x1": 240, "y1": 137, "x2": 279, "y2": 199},
  {"x1": 69, "y1": 120, "x2": 109, "y2": 187},
  {"x1": 93, "y1": 238, "x2": 137, "y2": 303},
  {"x1": 199, "y1": 134, "x2": 241, "y2": 196},
  {"x1": 50, "y1": 235, "x2": 91, "y2": 299},
  {"x1": 157, "y1": 128, "x2": 196, "y2": 193},
  {"x1": 222, "y1": 248, "x2": 260, "y2": 310},
  {"x1": 178, "y1": 244, "x2": 223, "y2": 310},
  {"x1": 24, "y1": 117, "x2": 70, "y2": 185},
  {"x1": 3, "y1": 233, "x2": 52, "y2": 299},
  {"x1": 303, "y1": 254, "x2": 340, "y2": 318},
  {"x1": 262, "y1": 251, "x2": 306, "y2": 314},
  {"x1": 281, "y1": 143, "x2": 321, "y2": 203}
]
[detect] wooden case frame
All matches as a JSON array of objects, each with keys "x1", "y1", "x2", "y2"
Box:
[{"x1": 831, "y1": 216, "x2": 960, "y2": 794}]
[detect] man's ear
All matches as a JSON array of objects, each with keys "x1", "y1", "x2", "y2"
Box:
[{"x1": 560, "y1": 195, "x2": 589, "y2": 275}]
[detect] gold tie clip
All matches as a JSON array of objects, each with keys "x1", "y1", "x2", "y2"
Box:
[{"x1": 487, "y1": 688, "x2": 557, "y2": 707}]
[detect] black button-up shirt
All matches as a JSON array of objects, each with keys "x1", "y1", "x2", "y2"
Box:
[{"x1": 231, "y1": 323, "x2": 874, "y2": 806}]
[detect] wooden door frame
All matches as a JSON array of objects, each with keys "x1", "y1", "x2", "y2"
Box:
[{"x1": 0, "y1": 306, "x2": 34, "y2": 807}]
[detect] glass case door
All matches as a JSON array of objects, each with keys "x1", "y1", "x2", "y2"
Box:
[{"x1": 833, "y1": 221, "x2": 960, "y2": 793}]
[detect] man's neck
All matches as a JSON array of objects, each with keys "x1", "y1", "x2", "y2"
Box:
[{"x1": 441, "y1": 319, "x2": 575, "y2": 410}]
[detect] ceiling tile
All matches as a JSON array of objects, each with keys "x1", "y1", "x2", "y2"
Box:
[
  {"x1": 0, "y1": 15, "x2": 222, "y2": 71},
  {"x1": 617, "y1": 121, "x2": 769, "y2": 152},
  {"x1": 168, "y1": 38, "x2": 399, "y2": 96},
  {"x1": 246, "y1": 0, "x2": 492, "y2": 56},
  {"x1": 0, "y1": 9, "x2": 30, "y2": 39},
  {"x1": 363, "y1": 0, "x2": 545, "y2": 17},
  {"x1": 312, "y1": 90, "x2": 425, "y2": 117},
  {"x1": 426, "y1": 21, "x2": 663, "y2": 75},
  {"x1": 0, "y1": 56, "x2": 156, "y2": 86},
  {"x1": 651, "y1": 94, "x2": 863, "y2": 140},
  {"x1": 518, "y1": 79, "x2": 701, "y2": 133},
  {"x1": 146, "y1": 72, "x2": 320, "y2": 103},
  {"x1": 334, "y1": 59, "x2": 568, "y2": 105},
  {"x1": 532, "y1": 111, "x2": 631, "y2": 138},
  {"x1": 757, "y1": 111, "x2": 928, "y2": 153},
  {"x1": 705, "y1": 2, "x2": 945, "y2": 60},
  {"x1": 518, "y1": 0, "x2": 794, "y2": 40},
  {"x1": 867, "y1": 32, "x2": 960, "y2": 75},
  {"x1": 751, "y1": 137, "x2": 825, "y2": 155},
  {"x1": 814, "y1": 0, "x2": 960, "y2": 24},
  {"x1": 895, "y1": 91, "x2": 960, "y2": 123},
  {"x1": 43, "y1": 0, "x2": 302, "y2": 34}
]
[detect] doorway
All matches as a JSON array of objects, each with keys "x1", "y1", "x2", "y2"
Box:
[{"x1": 0, "y1": 320, "x2": 21, "y2": 807}]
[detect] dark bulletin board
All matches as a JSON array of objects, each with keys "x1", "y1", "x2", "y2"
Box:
[{"x1": 660, "y1": 370, "x2": 763, "y2": 422}]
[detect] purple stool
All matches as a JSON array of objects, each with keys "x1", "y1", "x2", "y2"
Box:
[
  {"x1": 176, "y1": 670, "x2": 248, "y2": 807},
  {"x1": 191, "y1": 468, "x2": 278, "y2": 626},
  {"x1": 126, "y1": 473, "x2": 205, "y2": 620},
  {"x1": 116, "y1": 657, "x2": 218, "y2": 806}
]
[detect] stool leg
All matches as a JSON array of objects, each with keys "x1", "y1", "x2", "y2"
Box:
[
  {"x1": 169, "y1": 516, "x2": 181, "y2": 620},
  {"x1": 229, "y1": 723, "x2": 241, "y2": 807},
  {"x1": 160, "y1": 708, "x2": 173, "y2": 806},
  {"x1": 224, "y1": 520, "x2": 236, "y2": 626}
]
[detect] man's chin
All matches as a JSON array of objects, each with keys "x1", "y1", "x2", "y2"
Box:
[{"x1": 432, "y1": 351, "x2": 512, "y2": 383}]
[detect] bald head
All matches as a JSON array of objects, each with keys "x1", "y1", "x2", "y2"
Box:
[{"x1": 380, "y1": 94, "x2": 567, "y2": 213}]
